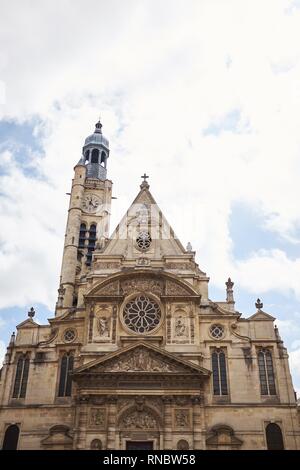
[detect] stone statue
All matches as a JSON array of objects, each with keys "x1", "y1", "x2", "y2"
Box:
[
  {"x1": 175, "y1": 316, "x2": 187, "y2": 337},
  {"x1": 98, "y1": 317, "x2": 109, "y2": 337}
]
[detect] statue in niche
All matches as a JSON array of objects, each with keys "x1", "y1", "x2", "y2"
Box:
[
  {"x1": 98, "y1": 317, "x2": 109, "y2": 337},
  {"x1": 175, "y1": 316, "x2": 187, "y2": 337}
]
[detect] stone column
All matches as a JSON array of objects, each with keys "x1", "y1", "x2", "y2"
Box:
[
  {"x1": 106, "y1": 396, "x2": 118, "y2": 449},
  {"x1": 192, "y1": 395, "x2": 203, "y2": 450},
  {"x1": 162, "y1": 396, "x2": 173, "y2": 450},
  {"x1": 74, "y1": 396, "x2": 89, "y2": 449}
]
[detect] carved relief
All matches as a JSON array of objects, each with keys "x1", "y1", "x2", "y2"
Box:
[
  {"x1": 165, "y1": 262, "x2": 193, "y2": 270},
  {"x1": 96, "y1": 281, "x2": 119, "y2": 295},
  {"x1": 101, "y1": 348, "x2": 177, "y2": 372},
  {"x1": 174, "y1": 409, "x2": 190, "y2": 428},
  {"x1": 121, "y1": 278, "x2": 163, "y2": 296},
  {"x1": 96, "y1": 262, "x2": 120, "y2": 269},
  {"x1": 166, "y1": 281, "x2": 191, "y2": 296},
  {"x1": 89, "y1": 408, "x2": 106, "y2": 428},
  {"x1": 121, "y1": 410, "x2": 157, "y2": 429}
]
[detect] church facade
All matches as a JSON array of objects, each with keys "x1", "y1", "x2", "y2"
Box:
[{"x1": 0, "y1": 121, "x2": 299, "y2": 450}]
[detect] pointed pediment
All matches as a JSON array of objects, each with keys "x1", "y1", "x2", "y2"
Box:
[
  {"x1": 16, "y1": 318, "x2": 39, "y2": 329},
  {"x1": 248, "y1": 310, "x2": 275, "y2": 321},
  {"x1": 73, "y1": 342, "x2": 210, "y2": 376},
  {"x1": 102, "y1": 184, "x2": 187, "y2": 258}
]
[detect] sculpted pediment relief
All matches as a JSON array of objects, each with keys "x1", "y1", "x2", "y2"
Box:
[
  {"x1": 73, "y1": 342, "x2": 210, "y2": 377},
  {"x1": 86, "y1": 273, "x2": 199, "y2": 299}
]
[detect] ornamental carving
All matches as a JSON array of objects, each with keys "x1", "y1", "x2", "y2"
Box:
[
  {"x1": 121, "y1": 410, "x2": 157, "y2": 429},
  {"x1": 121, "y1": 278, "x2": 163, "y2": 295},
  {"x1": 174, "y1": 409, "x2": 190, "y2": 428},
  {"x1": 96, "y1": 262, "x2": 120, "y2": 269},
  {"x1": 165, "y1": 262, "x2": 193, "y2": 270},
  {"x1": 96, "y1": 281, "x2": 119, "y2": 295},
  {"x1": 165, "y1": 280, "x2": 191, "y2": 296},
  {"x1": 101, "y1": 347, "x2": 177, "y2": 373},
  {"x1": 90, "y1": 408, "x2": 106, "y2": 427}
]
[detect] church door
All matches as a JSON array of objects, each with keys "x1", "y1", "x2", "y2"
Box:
[{"x1": 126, "y1": 441, "x2": 154, "y2": 450}]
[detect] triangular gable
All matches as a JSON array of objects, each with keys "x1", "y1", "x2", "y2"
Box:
[
  {"x1": 248, "y1": 310, "x2": 275, "y2": 321},
  {"x1": 73, "y1": 341, "x2": 210, "y2": 376},
  {"x1": 103, "y1": 184, "x2": 187, "y2": 257},
  {"x1": 16, "y1": 318, "x2": 39, "y2": 329}
]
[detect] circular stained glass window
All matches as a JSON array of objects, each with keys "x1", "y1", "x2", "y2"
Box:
[
  {"x1": 123, "y1": 295, "x2": 161, "y2": 334},
  {"x1": 136, "y1": 231, "x2": 152, "y2": 250},
  {"x1": 64, "y1": 329, "x2": 76, "y2": 343},
  {"x1": 210, "y1": 324, "x2": 224, "y2": 339}
]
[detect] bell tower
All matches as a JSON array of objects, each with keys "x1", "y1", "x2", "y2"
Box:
[{"x1": 57, "y1": 120, "x2": 112, "y2": 314}]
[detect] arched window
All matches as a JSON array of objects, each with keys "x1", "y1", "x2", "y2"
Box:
[
  {"x1": 86, "y1": 224, "x2": 97, "y2": 266},
  {"x1": 91, "y1": 439, "x2": 102, "y2": 450},
  {"x1": 84, "y1": 150, "x2": 89, "y2": 162},
  {"x1": 2, "y1": 424, "x2": 20, "y2": 450},
  {"x1": 266, "y1": 423, "x2": 284, "y2": 450},
  {"x1": 58, "y1": 353, "x2": 74, "y2": 397},
  {"x1": 100, "y1": 151, "x2": 106, "y2": 165},
  {"x1": 78, "y1": 223, "x2": 86, "y2": 248},
  {"x1": 91, "y1": 149, "x2": 99, "y2": 163},
  {"x1": 212, "y1": 349, "x2": 228, "y2": 395},
  {"x1": 12, "y1": 354, "x2": 30, "y2": 398},
  {"x1": 258, "y1": 349, "x2": 276, "y2": 395}
]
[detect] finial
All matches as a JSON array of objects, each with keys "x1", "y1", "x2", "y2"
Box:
[
  {"x1": 140, "y1": 173, "x2": 149, "y2": 189},
  {"x1": 226, "y1": 277, "x2": 235, "y2": 304},
  {"x1": 95, "y1": 118, "x2": 102, "y2": 133},
  {"x1": 255, "y1": 298, "x2": 263, "y2": 310},
  {"x1": 9, "y1": 332, "x2": 15, "y2": 346},
  {"x1": 28, "y1": 307, "x2": 35, "y2": 319},
  {"x1": 186, "y1": 242, "x2": 193, "y2": 252}
]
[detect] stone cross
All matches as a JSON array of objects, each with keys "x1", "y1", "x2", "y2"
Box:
[{"x1": 141, "y1": 173, "x2": 149, "y2": 183}]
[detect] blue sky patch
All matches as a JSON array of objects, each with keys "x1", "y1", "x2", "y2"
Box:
[{"x1": 229, "y1": 202, "x2": 300, "y2": 260}]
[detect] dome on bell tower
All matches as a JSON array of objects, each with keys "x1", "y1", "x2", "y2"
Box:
[{"x1": 82, "y1": 120, "x2": 110, "y2": 180}]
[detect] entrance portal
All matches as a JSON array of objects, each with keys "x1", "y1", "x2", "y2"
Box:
[{"x1": 126, "y1": 441, "x2": 153, "y2": 450}]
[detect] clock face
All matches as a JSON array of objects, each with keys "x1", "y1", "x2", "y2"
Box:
[{"x1": 82, "y1": 194, "x2": 101, "y2": 213}]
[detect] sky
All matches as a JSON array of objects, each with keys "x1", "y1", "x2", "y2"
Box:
[{"x1": 0, "y1": 0, "x2": 300, "y2": 392}]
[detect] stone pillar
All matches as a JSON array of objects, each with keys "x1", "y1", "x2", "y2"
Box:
[
  {"x1": 162, "y1": 396, "x2": 173, "y2": 450},
  {"x1": 74, "y1": 396, "x2": 89, "y2": 449},
  {"x1": 107, "y1": 396, "x2": 118, "y2": 449},
  {"x1": 59, "y1": 164, "x2": 86, "y2": 311},
  {"x1": 192, "y1": 395, "x2": 203, "y2": 449}
]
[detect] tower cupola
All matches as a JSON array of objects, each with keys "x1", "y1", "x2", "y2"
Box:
[{"x1": 82, "y1": 119, "x2": 109, "y2": 180}]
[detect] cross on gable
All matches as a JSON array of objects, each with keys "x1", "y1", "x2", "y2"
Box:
[{"x1": 141, "y1": 173, "x2": 149, "y2": 183}]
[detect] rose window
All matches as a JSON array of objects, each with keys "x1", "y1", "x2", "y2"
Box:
[
  {"x1": 63, "y1": 329, "x2": 76, "y2": 343},
  {"x1": 123, "y1": 295, "x2": 161, "y2": 333},
  {"x1": 136, "y1": 231, "x2": 151, "y2": 250},
  {"x1": 210, "y1": 324, "x2": 224, "y2": 339}
]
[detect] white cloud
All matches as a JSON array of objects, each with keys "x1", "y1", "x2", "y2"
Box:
[
  {"x1": 289, "y1": 348, "x2": 300, "y2": 395},
  {"x1": 0, "y1": 0, "x2": 300, "y2": 312},
  {"x1": 0, "y1": 341, "x2": 6, "y2": 367}
]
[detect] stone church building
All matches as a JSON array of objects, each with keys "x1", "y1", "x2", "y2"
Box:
[{"x1": 0, "y1": 121, "x2": 299, "y2": 450}]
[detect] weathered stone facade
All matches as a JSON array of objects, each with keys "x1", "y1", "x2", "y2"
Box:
[{"x1": 0, "y1": 122, "x2": 299, "y2": 450}]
